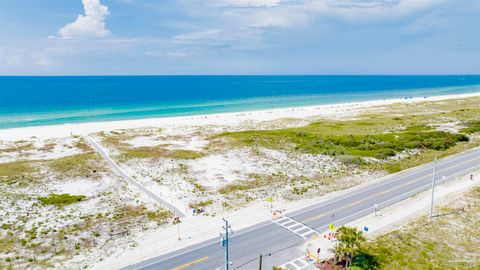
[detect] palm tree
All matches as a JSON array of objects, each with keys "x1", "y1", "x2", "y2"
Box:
[{"x1": 330, "y1": 226, "x2": 366, "y2": 267}]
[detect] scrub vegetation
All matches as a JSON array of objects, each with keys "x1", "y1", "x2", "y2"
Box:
[
  {"x1": 212, "y1": 98, "x2": 480, "y2": 174},
  {"x1": 315, "y1": 187, "x2": 480, "y2": 270}
]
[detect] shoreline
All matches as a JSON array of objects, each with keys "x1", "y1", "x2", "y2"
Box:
[{"x1": 1, "y1": 92, "x2": 479, "y2": 141}]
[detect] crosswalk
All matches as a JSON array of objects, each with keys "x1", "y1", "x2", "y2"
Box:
[
  {"x1": 279, "y1": 256, "x2": 314, "y2": 270},
  {"x1": 273, "y1": 216, "x2": 319, "y2": 239}
]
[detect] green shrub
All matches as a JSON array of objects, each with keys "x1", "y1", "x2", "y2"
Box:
[
  {"x1": 337, "y1": 155, "x2": 364, "y2": 165},
  {"x1": 38, "y1": 194, "x2": 86, "y2": 207},
  {"x1": 218, "y1": 127, "x2": 468, "y2": 160}
]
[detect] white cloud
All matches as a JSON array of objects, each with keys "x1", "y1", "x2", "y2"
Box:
[
  {"x1": 208, "y1": 0, "x2": 441, "y2": 29},
  {"x1": 173, "y1": 29, "x2": 224, "y2": 43},
  {"x1": 59, "y1": 0, "x2": 110, "y2": 38},
  {"x1": 212, "y1": 0, "x2": 284, "y2": 7}
]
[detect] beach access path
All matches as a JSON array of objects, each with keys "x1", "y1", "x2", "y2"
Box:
[{"x1": 87, "y1": 136, "x2": 186, "y2": 217}]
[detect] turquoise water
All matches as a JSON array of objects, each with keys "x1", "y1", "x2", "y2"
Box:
[{"x1": 0, "y1": 75, "x2": 479, "y2": 129}]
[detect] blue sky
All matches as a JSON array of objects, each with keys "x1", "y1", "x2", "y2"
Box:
[{"x1": 0, "y1": 0, "x2": 479, "y2": 75}]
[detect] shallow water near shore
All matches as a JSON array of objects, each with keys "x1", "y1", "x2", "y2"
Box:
[{"x1": 1, "y1": 75, "x2": 480, "y2": 129}]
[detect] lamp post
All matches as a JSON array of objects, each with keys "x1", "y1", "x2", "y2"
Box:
[{"x1": 429, "y1": 156, "x2": 437, "y2": 218}]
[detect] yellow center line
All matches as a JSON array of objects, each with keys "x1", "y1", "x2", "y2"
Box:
[
  {"x1": 304, "y1": 157, "x2": 477, "y2": 223},
  {"x1": 171, "y1": 256, "x2": 209, "y2": 270}
]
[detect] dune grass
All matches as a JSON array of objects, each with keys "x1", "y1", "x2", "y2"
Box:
[
  {"x1": 0, "y1": 161, "x2": 38, "y2": 186},
  {"x1": 461, "y1": 120, "x2": 480, "y2": 134},
  {"x1": 0, "y1": 141, "x2": 35, "y2": 153},
  {"x1": 120, "y1": 147, "x2": 204, "y2": 161},
  {"x1": 48, "y1": 153, "x2": 105, "y2": 177}
]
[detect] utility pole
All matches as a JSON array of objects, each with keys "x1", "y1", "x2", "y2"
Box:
[
  {"x1": 221, "y1": 218, "x2": 232, "y2": 270},
  {"x1": 429, "y1": 156, "x2": 437, "y2": 218},
  {"x1": 258, "y1": 254, "x2": 263, "y2": 270}
]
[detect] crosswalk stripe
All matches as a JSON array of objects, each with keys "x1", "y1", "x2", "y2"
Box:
[
  {"x1": 272, "y1": 216, "x2": 319, "y2": 239},
  {"x1": 280, "y1": 256, "x2": 313, "y2": 270}
]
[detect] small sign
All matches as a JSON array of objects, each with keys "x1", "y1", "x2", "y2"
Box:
[
  {"x1": 317, "y1": 248, "x2": 321, "y2": 254},
  {"x1": 364, "y1": 226, "x2": 369, "y2": 232},
  {"x1": 329, "y1": 223, "x2": 335, "y2": 231}
]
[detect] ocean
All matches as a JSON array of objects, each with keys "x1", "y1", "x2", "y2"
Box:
[{"x1": 1, "y1": 75, "x2": 479, "y2": 129}]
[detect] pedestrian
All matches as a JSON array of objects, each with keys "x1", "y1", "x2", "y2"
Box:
[{"x1": 471, "y1": 174, "x2": 474, "y2": 180}]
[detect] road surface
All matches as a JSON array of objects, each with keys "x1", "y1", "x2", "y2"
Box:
[
  {"x1": 124, "y1": 147, "x2": 480, "y2": 270},
  {"x1": 88, "y1": 136, "x2": 185, "y2": 217}
]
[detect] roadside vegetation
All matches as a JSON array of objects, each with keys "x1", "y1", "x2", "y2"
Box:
[
  {"x1": 314, "y1": 186, "x2": 480, "y2": 270},
  {"x1": 362, "y1": 186, "x2": 480, "y2": 270}
]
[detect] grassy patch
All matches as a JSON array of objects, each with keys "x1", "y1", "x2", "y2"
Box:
[
  {"x1": 120, "y1": 147, "x2": 204, "y2": 161},
  {"x1": 460, "y1": 120, "x2": 480, "y2": 134},
  {"x1": 113, "y1": 204, "x2": 173, "y2": 224},
  {"x1": 189, "y1": 200, "x2": 213, "y2": 209},
  {"x1": 218, "y1": 179, "x2": 261, "y2": 195},
  {"x1": 145, "y1": 209, "x2": 173, "y2": 224},
  {"x1": 0, "y1": 161, "x2": 38, "y2": 186},
  {"x1": 38, "y1": 193, "x2": 86, "y2": 207},
  {"x1": 167, "y1": 149, "x2": 205, "y2": 159},
  {"x1": 74, "y1": 139, "x2": 93, "y2": 152},
  {"x1": 0, "y1": 141, "x2": 35, "y2": 153},
  {"x1": 48, "y1": 153, "x2": 104, "y2": 177},
  {"x1": 0, "y1": 234, "x2": 16, "y2": 253}
]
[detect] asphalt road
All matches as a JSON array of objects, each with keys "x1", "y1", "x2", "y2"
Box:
[{"x1": 124, "y1": 147, "x2": 480, "y2": 270}]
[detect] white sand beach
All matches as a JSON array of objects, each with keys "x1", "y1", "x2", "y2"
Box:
[{"x1": 2, "y1": 92, "x2": 479, "y2": 141}]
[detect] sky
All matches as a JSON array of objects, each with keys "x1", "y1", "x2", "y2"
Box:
[{"x1": 0, "y1": 0, "x2": 479, "y2": 75}]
